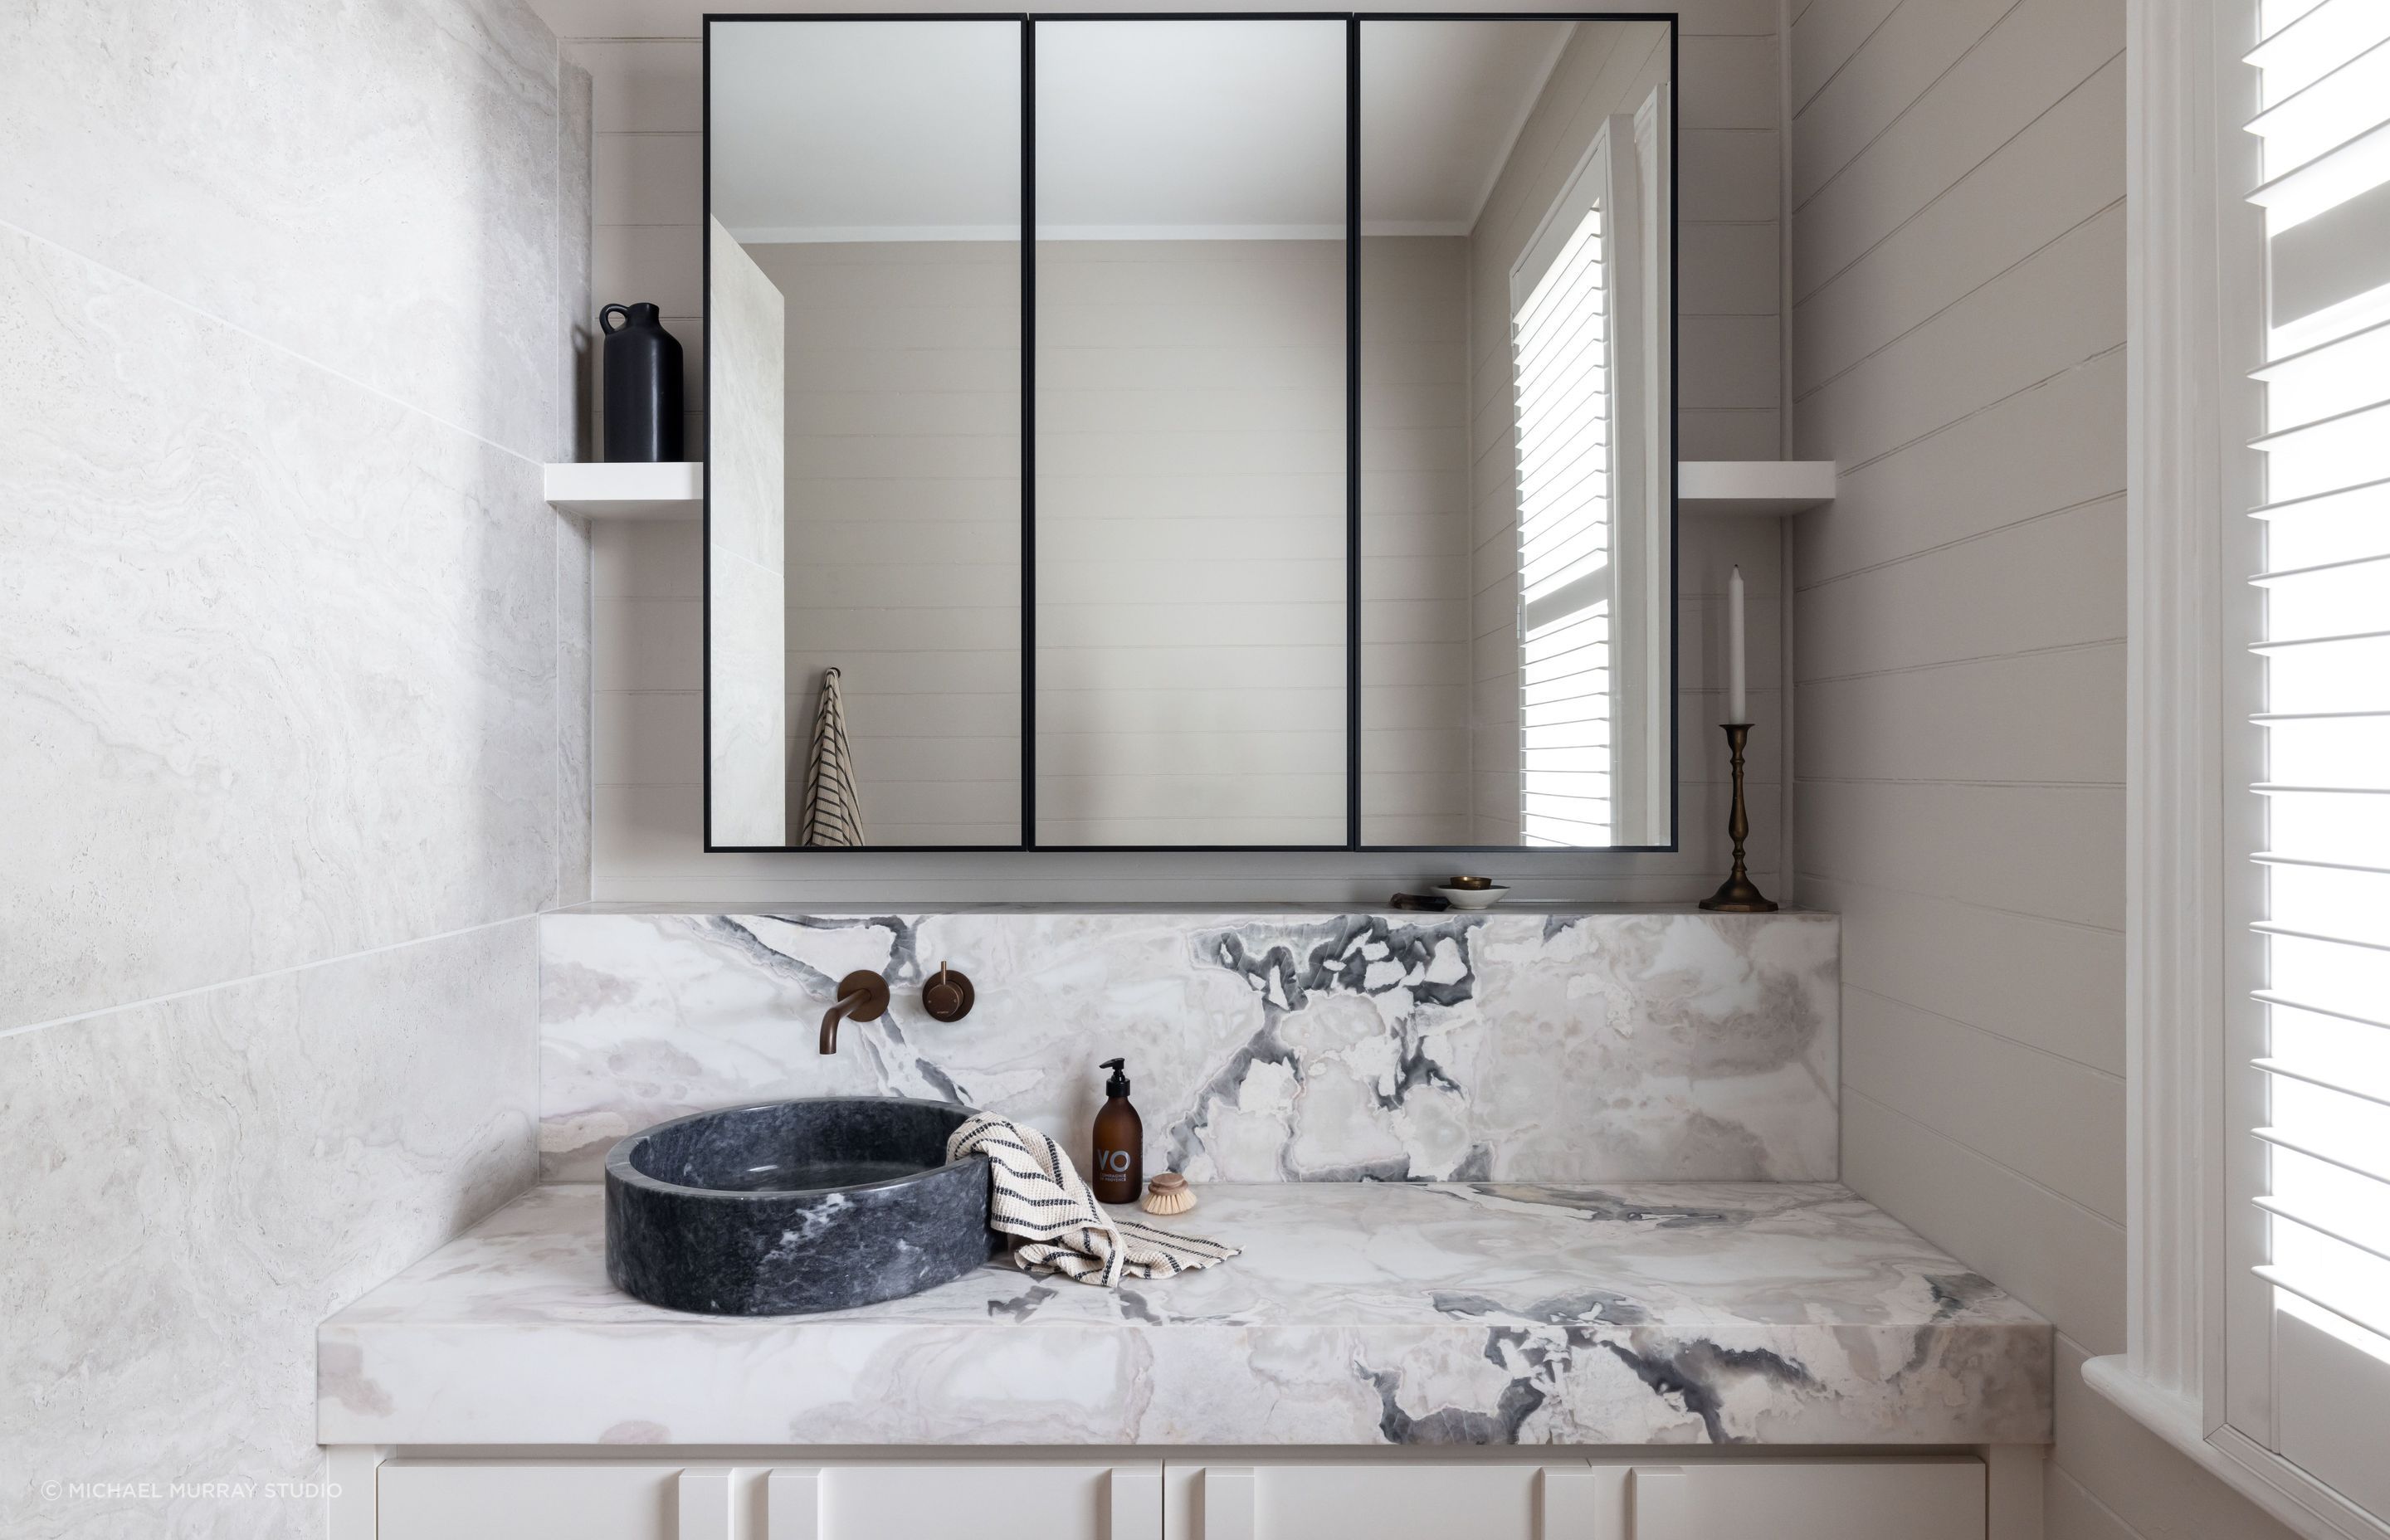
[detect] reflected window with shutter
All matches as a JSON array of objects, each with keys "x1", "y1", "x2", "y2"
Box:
[{"x1": 1512, "y1": 202, "x2": 1614, "y2": 849}]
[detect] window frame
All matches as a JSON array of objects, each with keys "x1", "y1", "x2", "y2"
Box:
[
  {"x1": 1510, "y1": 124, "x2": 1620, "y2": 847},
  {"x1": 2099, "y1": 2, "x2": 2390, "y2": 1536}
]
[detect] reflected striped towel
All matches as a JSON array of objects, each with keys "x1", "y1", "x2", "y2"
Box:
[
  {"x1": 797, "y1": 666, "x2": 863, "y2": 847},
  {"x1": 946, "y1": 1113, "x2": 1238, "y2": 1287}
]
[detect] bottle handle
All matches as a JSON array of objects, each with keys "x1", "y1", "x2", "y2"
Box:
[{"x1": 599, "y1": 303, "x2": 632, "y2": 335}]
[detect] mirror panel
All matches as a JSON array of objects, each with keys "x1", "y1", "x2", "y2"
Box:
[
  {"x1": 1032, "y1": 19, "x2": 1349, "y2": 848},
  {"x1": 1359, "y1": 18, "x2": 1675, "y2": 849},
  {"x1": 704, "y1": 16, "x2": 1677, "y2": 855},
  {"x1": 707, "y1": 19, "x2": 1023, "y2": 847}
]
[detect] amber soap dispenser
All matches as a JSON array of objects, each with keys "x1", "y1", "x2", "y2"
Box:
[{"x1": 1090, "y1": 1058, "x2": 1143, "y2": 1205}]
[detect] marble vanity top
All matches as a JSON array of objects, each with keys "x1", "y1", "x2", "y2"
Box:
[{"x1": 319, "y1": 1180, "x2": 2050, "y2": 1448}]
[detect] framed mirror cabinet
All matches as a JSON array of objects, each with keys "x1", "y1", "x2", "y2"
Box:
[{"x1": 703, "y1": 12, "x2": 1677, "y2": 854}]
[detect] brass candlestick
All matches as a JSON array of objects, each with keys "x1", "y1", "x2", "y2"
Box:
[{"x1": 1699, "y1": 723, "x2": 1777, "y2": 913}]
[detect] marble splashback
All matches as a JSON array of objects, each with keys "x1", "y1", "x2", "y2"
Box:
[{"x1": 539, "y1": 908, "x2": 1839, "y2": 1184}]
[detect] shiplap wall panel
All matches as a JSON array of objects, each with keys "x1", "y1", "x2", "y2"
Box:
[
  {"x1": 573, "y1": 1, "x2": 1785, "y2": 897},
  {"x1": 1794, "y1": 0, "x2": 2124, "y2": 298},
  {"x1": 1794, "y1": 348, "x2": 2124, "y2": 583},
  {"x1": 1792, "y1": 4, "x2": 2300, "y2": 1538},
  {"x1": 1787, "y1": 0, "x2": 1900, "y2": 115},
  {"x1": 1791, "y1": 0, "x2": 2017, "y2": 208},
  {"x1": 1799, "y1": 210, "x2": 2125, "y2": 471},
  {"x1": 1793, "y1": 57, "x2": 2123, "y2": 397},
  {"x1": 1843, "y1": 983, "x2": 2126, "y2": 1220},
  {"x1": 1798, "y1": 781, "x2": 2124, "y2": 930},
  {"x1": 2047, "y1": 1469, "x2": 2140, "y2": 1540},
  {"x1": 1802, "y1": 873, "x2": 2124, "y2": 1078},
  {"x1": 1796, "y1": 496, "x2": 2124, "y2": 680},
  {"x1": 1797, "y1": 646, "x2": 2124, "y2": 783}
]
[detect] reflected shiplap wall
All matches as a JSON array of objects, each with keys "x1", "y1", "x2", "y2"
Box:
[
  {"x1": 1361, "y1": 235, "x2": 1474, "y2": 846},
  {"x1": 574, "y1": 0, "x2": 1789, "y2": 899},
  {"x1": 758, "y1": 238, "x2": 1023, "y2": 846},
  {"x1": 1041, "y1": 237, "x2": 1349, "y2": 846},
  {"x1": 0, "y1": 0, "x2": 587, "y2": 1533},
  {"x1": 1786, "y1": 2, "x2": 2292, "y2": 1538}
]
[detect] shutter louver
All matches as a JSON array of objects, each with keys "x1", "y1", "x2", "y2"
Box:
[
  {"x1": 2244, "y1": 0, "x2": 2390, "y2": 1500},
  {"x1": 1512, "y1": 207, "x2": 1613, "y2": 847}
]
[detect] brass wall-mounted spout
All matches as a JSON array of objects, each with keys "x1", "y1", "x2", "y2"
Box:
[{"x1": 819, "y1": 969, "x2": 890, "y2": 1055}]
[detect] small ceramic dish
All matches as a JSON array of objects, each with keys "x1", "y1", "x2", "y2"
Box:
[{"x1": 1435, "y1": 884, "x2": 1508, "y2": 910}]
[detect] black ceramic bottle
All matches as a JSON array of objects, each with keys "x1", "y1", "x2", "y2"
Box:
[
  {"x1": 600, "y1": 302, "x2": 684, "y2": 463},
  {"x1": 1090, "y1": 1059, "x2": 1143, "y2": 1205}
]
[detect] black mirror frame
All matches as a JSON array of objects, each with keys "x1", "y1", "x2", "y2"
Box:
[{"x1": 700, "y1": 10, "x2": 1680, "y2": 856}]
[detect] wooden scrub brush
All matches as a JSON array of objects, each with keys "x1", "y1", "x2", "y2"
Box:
[{"x1": 1141, "y1": 1172, "x2": 1196, "y2": 1216}]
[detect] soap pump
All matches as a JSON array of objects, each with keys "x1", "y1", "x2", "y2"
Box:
[{"x1": 1090, "y1": 1058, "x2": 1143, "y2": 1205}]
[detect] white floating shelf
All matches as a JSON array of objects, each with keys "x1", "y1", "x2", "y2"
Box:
[
  {"x1": 544, "y1": 461, "x2": 703, "y2": 520},
  {"x1": 1680, "y1": 461, "x2": 1836, "y2": 516},
  {"x1": 542, "y1": 460, "x2": 1826, "y2": 521}
]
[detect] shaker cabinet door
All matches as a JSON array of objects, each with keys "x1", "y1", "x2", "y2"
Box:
[
  {"x1": 376, "y1": 1460, "x2": 1164, "y2": 1540},
  {"x1": 1158, "y1": 1459, "x2": 1987, "y2": 1540},
  {"x1": 377, "y1": 1460, "x2": 682, "y2": 1540},
  {"x1": 1162, "y1": 1463, "x2": 1569, "y2": 1540},
  {"x1": 1623, "y1": 1460, "x2": 1983, "y2": 1540},
  {"x1": 774, "y1": 1463, "x2": 1161, "y2": 1540}
]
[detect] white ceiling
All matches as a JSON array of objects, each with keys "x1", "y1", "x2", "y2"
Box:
[
  {"x1": 710, "y1": 17, "x2": 1579, "y2": 242},
  {"x1": 1359, "y1": 19, "x2": 1573, "y2": 233}
]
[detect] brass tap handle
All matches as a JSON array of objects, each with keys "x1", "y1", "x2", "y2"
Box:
[
  {"x1": 921, "y1": 961, "x2": 974, "y2": 1023},
  {"x1": 819, "y1": 968, "x2": 890, "y2": 1055}
]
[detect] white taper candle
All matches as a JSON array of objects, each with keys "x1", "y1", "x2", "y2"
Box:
[{"x1": 1726, "y1": 565, "x2": 1749, "y2": 724}]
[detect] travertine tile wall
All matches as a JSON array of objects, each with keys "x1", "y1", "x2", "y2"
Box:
[
  {"x1": 0, "y1": 1, "x2": 588, "y2": 1533},
  {"x1": 573, "y1": 0, "x2": 1792, "y2": 901},
  {"x1": 1788, "y1": 3, "x2": 2292, "y2": 1538}
]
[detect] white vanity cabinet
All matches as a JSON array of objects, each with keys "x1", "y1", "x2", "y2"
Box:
[
  {"x1": 374, "y1": 1460, "x2": 1160, "y2": 1540},
  {"x1": 370, "y1": 1455, "x2": 1994, "y2": 1540},
  {"x1": 1163, "y1": 1459, "x2": 1986, "y2": 1540}
]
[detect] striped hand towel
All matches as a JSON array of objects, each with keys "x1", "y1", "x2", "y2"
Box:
[
  {"x1": 946, "y1": 1112, "x2": 1238, "y2": 1287},
  {"x1": 797, "y1": 666, "x2": 864, "y2": 847}
]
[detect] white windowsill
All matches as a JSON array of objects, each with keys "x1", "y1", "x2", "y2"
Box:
[{"x1": 2082, "y1": 1357, "x2": 2390, "y2": 1540}]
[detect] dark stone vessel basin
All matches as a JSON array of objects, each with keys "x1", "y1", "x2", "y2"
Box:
[{"x1": 605, "y1": 1097, "x2": 994, "y2": 1316}]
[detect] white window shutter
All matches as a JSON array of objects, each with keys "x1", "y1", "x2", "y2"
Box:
[{"x1": 2241, "y1": 0, "x2": 2390, "y2": 1516}]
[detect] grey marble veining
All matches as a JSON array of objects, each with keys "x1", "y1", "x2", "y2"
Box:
[
  {"x1": 539, "y1": 909, "x2": 1839, "y2": 1184},
  {"x1": 318, "y1": 1180, "x2": 2050, "y2": 1447}
]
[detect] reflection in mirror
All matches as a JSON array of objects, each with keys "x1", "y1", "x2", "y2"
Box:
[
  {"x1": 1033, "y1": 19, "x2": 1349, "y2": 848},
  {"x1": 707, "y1": 20, "x2": 1022, "y2": 847},
  {"x1": 1359, "y1": 19, "x2": 1674, "y2": 849}
]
